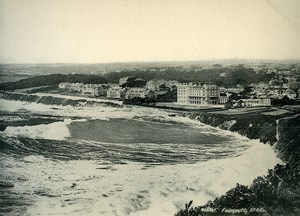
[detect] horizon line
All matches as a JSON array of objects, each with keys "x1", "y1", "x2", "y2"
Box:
[{"x1": 1, "y1": 58, "x2": 300, "y2": 65}]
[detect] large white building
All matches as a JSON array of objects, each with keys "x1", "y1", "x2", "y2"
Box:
[{"x1": 177, "y1": 82, "x2": 219, "y2": 106}]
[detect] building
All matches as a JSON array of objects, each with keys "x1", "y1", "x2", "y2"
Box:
[
  {"x1": 58, "y1": 82, "x2": 83, "y2": 92},
  {"x1": 219, "y1": 93, "x2": 229, "y2": 104},
  {"x1": 82, "y1": 84, "x2": 96, "y2": 96},
  {"x1": 125, "y1": 88, "x2": 156, "y2": 100},
  {"x1": 69, "y1": 83, "x2": 84, "y2": 92},
  {"x1": 82, "y1": 84, "x2": 107, "y2": 97},
  {"x1": 243, "y1": 98, "x2": 271, "y2": 106},
  {"x1": 107, "y1": 87, "x2": 123, "y2": 99},
  {"x1": 177, "y1": 82, "x2": 219, "y2": 106},
  {"x1": 233, "y1": 98, "x2": 271, "y2": 107}
]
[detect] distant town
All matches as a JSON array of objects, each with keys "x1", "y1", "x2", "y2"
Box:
[
  {"x1": 55, "y1": 63, "x2": 300, "y2": 109},
  {"x1": 1, "y1": 61, "x2": 300, "y2": 109}
]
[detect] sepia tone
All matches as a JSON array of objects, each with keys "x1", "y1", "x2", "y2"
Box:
[{"x1": 0, "y1": 0, "x2": 300, "y2": 215}]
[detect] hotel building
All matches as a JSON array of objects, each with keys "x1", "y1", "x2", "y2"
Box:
[{"x1": 177, "y1": 82, "x2": 219, "y2": 106}]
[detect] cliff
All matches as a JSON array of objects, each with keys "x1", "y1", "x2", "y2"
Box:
[
  {"x1": 175, "y1": 110, "x2": 300, "y2": 215},
  {"x1": 179, "y1": 110, "x2": 300, "y2": 164},
  {"x1": 182, "y1": 112, "x2": 279, "y2": 144},
  {"x1": 276, "y1": 114, "x2": 300, "y2": 166}
]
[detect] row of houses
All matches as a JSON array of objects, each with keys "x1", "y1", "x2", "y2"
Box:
[
  {"x1": 58, "y1": 82, "x2": 157, "y2": 100},
  {"x1": 58, "y1": 82, "x2": 108, "y2": 97},
  {"x1": 106, "y1": 86, "x2": 156, "y2": 100},
  {"x1": 231, "y1": 98, "x2": 271, "y2": 107},
  {"x1": 59, "y1": 78, "x2": 179, "y2": 99},
  {"x1": 245, "y1": 81, "x2": 300, "y2": 100},
  {"x1": 59, "y1": 80, "x2": 272, "y2": 107}
]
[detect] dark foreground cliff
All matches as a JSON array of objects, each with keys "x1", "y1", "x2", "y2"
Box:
[{"x1": 175, "y1": 110, "x2": 300, "y2": 216}]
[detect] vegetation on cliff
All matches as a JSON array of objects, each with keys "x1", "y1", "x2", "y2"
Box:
[
  {"x1": 187, "y1": 112, "x2": 278, "y2": 144},
  {"x1": 175, "y1": 114, "x2": 300, "y2": 216},
  {"x1": 176, "y1": 163, "x2": 300, "y2": 215}
]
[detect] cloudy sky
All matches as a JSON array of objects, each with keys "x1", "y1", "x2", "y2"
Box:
[{"x1": 0, "y1": 0, "x2": 300, "y2": 63}]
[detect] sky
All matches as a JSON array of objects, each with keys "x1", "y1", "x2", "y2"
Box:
[{"x1": 0, "y1": 0, "x2": 300, "y2": 63}]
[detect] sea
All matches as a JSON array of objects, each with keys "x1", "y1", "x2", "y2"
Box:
[{"x1": 0, "y1": 98, "x2": 281, "y2": 216}]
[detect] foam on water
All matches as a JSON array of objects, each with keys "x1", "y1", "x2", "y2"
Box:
[
  {"x1": 133, "y1": 141, "x2": 281, "y2": 216},
  {"x1": 0, "y1": 98, "x2": 255, "y2": 142},
  {"x1": 0, "y1": 98, "x2": 140, "y2": 120},
  {"x1": 1, "y1": 139, "x2": 280, "y2": 216},
  {"x1": 2, "y1": 119, "x2": 72, "y2": 140},
  {"x1": 0, "y1": 98, "x2": 282, "y2": 215},
  {"x1": 34, "y1": 92, "x2": 123, "y2": 105}
]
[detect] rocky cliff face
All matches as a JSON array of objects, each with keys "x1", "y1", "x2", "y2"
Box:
[
  {"x1": 182, "y1": 112, "x2": 279, "y2": 145},
  {"x1": 176, "y1": 110, "x2": 300, "y2": 215},
  {"x1": 275, "y1": 114, "x2": 300, "y2": 165},
  {"x1": 180, "y1": 111, "x2": 300, "y2": 165}
]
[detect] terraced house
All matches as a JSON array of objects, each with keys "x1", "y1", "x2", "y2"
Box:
[
  {"x1": 81, "y1": 84, "x2": 107, "y2": 97},
  {"x1": 125, "y1": 88, "x2": 156, "y2": 100},
  {"x1": 107, "y1": 86, "x2": 123, "y2": 99}
]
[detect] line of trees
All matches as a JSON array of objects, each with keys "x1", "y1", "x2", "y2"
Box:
[
  {"x1": 0, "y1": 74, "x2": 107, "y2": 91},
  {"x1": 0, "y1": 65, "x2": 281, "y2": 91}
]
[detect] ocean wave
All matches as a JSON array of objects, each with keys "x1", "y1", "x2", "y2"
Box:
[
  {"x1": 0, "y1": 98, "x2": 252, "y2": 142},
  {"x1": 0, "y1": 139, "x2": 280, "y2": 216},
  {"x1": 1, "y1": 119, "x2": 72, "y2": 140},
  {"x1": 0, "y1": 98, "x2": 282, "y2": 215},
  {"x1": 0, "y1": 134, "x2": 247, "y2": 164},
  {"x1": 130, "y1": 141, "x2": 281, "y2": 216}
]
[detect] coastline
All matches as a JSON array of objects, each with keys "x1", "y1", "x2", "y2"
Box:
[
  {"x1": 0, "y1": 91, "x2": 299, "y2": 215},
  {"x1": 173, "y1": 109, "x2": 300, "y2": 215},
  {"x1": 117, "y1": 98, "x2": 300, "y2": 215}
]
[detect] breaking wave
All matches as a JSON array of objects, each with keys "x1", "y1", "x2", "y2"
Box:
[
  {"x1": 0, "y1": 139, "x2": 280, "y2": 216},
  {"x1": 131, "y1": 141, "x2": 281, "y2": 216},
  {"x1": 2, "y1": 119, "x2": 72, "y2": 140}
]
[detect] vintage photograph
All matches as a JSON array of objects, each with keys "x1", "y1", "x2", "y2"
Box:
[{"x1": 0, "y1": 0, "x2": 299, "y2": 215}]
